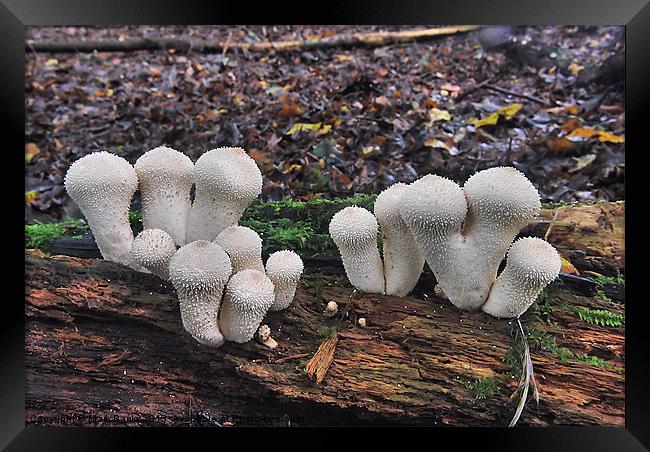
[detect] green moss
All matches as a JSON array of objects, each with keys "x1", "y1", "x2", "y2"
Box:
[
  {"x1": 25, "y1": 219, "x2": 88, "y2": 250},
  {"x1": 592, "y1": 274, "x2": 625, "y2": 286},
  {"x1": 464, "y1": 376, "x2": 505, "y2": 400},
  {"x1": 315, "y1": 324, "x2": 337, "y2": 340}
]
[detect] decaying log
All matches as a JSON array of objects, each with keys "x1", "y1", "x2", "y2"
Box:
[
  {"x1": 26, "y1": 26, "x2": 480, "y2": 54},
  {"x1": 25, "y1": 244, "x2": 624, "y2": 426}
]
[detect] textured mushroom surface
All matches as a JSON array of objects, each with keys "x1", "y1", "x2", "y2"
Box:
[
  {"x1": 265, "y1": 250, "x2": 304, "y2": 312},
  {"x1": 400, "y1": 167, "x2": 541, "y2": 311},
  {"x1": 186, "y1": 147, "x2": 263, "y2": 242},
  {"x1": 130, "y1": 229, "x2": 177, "y2": 280},
  {"x1": 482, "y1": 237, "x2": 561, "y2": 318},
  {"x1": 64, "y1": 151, "x2": 141, "y2": 269},
  {"x1": 218, "y1": 269, "x2": 275, "y2": 343},
  {"x1": 134, "y1": 146, "x2": 193, "y2": 246},
  {"x1": 169, "y1": 240, "x2": 232, "y2": 347},
  {"x1": 374, "y1": 183, "x2": 425, "y2": 296},
  {"x1": 329, "y1": 206, "x2": 385, "y2": 294},
  {"x1": 214, "y1": 226, "x2": 265, "y2": 274}
]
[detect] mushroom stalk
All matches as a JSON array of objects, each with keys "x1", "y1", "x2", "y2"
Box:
[
  {"x1": 169, "y1": 240, "x2": 232, "y2": 347},
  {"x1": 219, "y1": 269, "x2": 275, "y2": 343},
  {"x1": 329, "y1": 206, "x2": 385, "y2": 294},
  {"x1": 186, "y1": 147, "x2": 263, "y2": 242},
  {"x1": 134, "y1": 146, "x2": 193, "y2": 246},
  {"x1": 481, "y1": 237, "x2": 561, "y2": 318},
  {"x1": 374, "y1": 183, "x2": 425, "y2": 296},
  {"x1": 64, "y1": 151, "x2": 141, "y2": 270}
]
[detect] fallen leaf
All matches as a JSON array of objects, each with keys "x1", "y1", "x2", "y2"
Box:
[
  {"x1": 560, "y1": 256, "x2": 580, "y2": 275},
  {"x1": 287, "y1": 123, "x2": 332, "y2": 136},
  {"x1": 428, "y1": 108, "x2": 451, "y2": 122},
  {"x1": 568, "y1": 63, "x2": 584, "y2": 76},
  {"x1": 469, "y1": 103, "x2": 522, "y2": 128},
  {"x1": 570, "y1": 154, "x2": 596, "y2": 172},
  {"x1": 566, "y1": 127, "x2": 624, "y2": 144},
  {"x1": 374, "y1": 95, "x2": 390, "y2": 107},
  {"x1": 25, "y1": 143, "x2": 40, "y2": 163},
  {"x1": 546, "y1": 137, "x2": 576, "y2": 153},
  {"x1": 25, "y1": 190, "x2": 39, "y2": 205}
]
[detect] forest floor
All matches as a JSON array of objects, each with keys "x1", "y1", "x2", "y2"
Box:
[{"x1": 25, "y1": 25, "x2": 624, "y2": 223}]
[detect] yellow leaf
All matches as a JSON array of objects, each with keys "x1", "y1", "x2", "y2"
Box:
[
  {"x1": 45, "y1": 58, "x2": 58, "y2": 66},
  {"x1": 469, "y1": 103, "x2": 523, "y2": 128},
  {"x1": 566, "y1": 127, "x2": 624, "y2": 143},
  {"x1": 570, "y1": 154, "x2": 597, "y2": 172},
  {"x1": 341, "y1": 105, "x2": 350, "y2": 112},
  {"x1": 568, "y1": 63, "x2": 584, "y2": 76},
  {"x1": 428, "y1": 108, "x2": 451, "y2": 122},
  {"x1": 287, "y1": 122, "x2": 331, "y2": 136},
  {"x1": 259, "y1": 80, "x2": 269, "y2": 90},
  {"x1": 25, "y1": 191, "x2": 39, "y2": 205}
]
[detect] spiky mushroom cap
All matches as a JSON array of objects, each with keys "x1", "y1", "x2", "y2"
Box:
[
  {"x1": 374, "y1": 182, "x2": 425, "y2": 297},
  {"x1": 329, "y1": 206, "x2": 385, "y2": 294},
  {"x1": 186, "y1": 147, "x2": 263, "y2": 242},
  {"x1": 265, "y1": 250, "x2": 304, "y2": 312},
  {"x1": 130, "y1": 229, "x2": 177, "y2": 280},
  {"x1": 463, "y1": 166, "x2": 541, "y2": 230},
  {"x1": 481, "y1": 237, "x2": 561, "y2": 318},
  {"x1": 214, "y1": 225, "x2": 265, "y2": 274},
  {"x1": 134, "y1": 146, "x2": 193, "y2": 246},
  {"x1": 399, "y1": 174, "x2": 467, "y2": 237},
  {"x1": 64, "y1": 151, "x2": 140, "y2": 269},
  {"x1": 169, "y1": 240, "x2": 232, "y2": 347},
  {"x1": 218, "y1": 269, "x2": 275, "y2": 344}
]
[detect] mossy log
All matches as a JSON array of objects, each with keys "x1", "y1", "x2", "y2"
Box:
[{"x1": 25, "y1": 242, "x2": 624, "y2": 426}]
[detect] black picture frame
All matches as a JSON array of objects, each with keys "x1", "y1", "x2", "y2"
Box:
[{"x1": 6, "y1": 0, "x2": 647, "y2": 449}]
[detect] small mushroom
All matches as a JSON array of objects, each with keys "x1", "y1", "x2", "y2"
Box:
[
  {"x1": 329, "y1": 206, "x2": 385, "y2": 294},
  {"x1": 214, "y1": 225, "x2": 265, "y2": 274},
  {"x1": 169, "y1": 240, "x2": 232, "y2": 347},
  {"x1": 130, "y1": 229, "x2": 177, "y2": 280},
  {"x1": 481, "y1": 237, "x2": 561, "y2": 318},
  {"x1": 219, "y1": 269, "x2": 275, "y2": 343},
  {"x1": 64, "y1": 151, "x2": 141, "y2": 270},
  {"x1": 265, "y1": 250, "x2": 304, "y2": 312},
  {"x1": 358, "y1": 317, "x2": 367, "y2": 327},
  {"x1": 134, "y1": 146, "x2": 194, "y2": 246},
  {"x1": 186, "y1": 147, "x2": 263, "y2": 242},
  {"x1": 257, "y1": 324, "x2": 278, "y2": 349},
  {"x1": 374, "y1": 183, "x2": 425, "y2": 296},
  {"x1": 324, "y1": 301, "x2": 338, "y2": 317}
]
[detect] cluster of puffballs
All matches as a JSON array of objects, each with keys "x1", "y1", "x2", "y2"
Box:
[
  {"x1": 64, "y1": 146, "x2": 304, "y2": 348},
  {"x1": 329, "y1": 167, "x2": 562, "y2": 319}
]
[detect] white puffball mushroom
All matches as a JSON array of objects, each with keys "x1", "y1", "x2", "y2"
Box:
[
  {"x1": 358, "y1": 317, "x2": 367, "y2": 327},
  {"x1": 329, "y1": 206, "x2": 385, "y2": 294},
  {"x1": 186, "y1": 147, "x2": 263, "y2": 242},
  {"x1": 64, "y1": 151, "x2": 141, "y2": 270},
  {"x1": 265, "y1": 250, "x2": 304, "y2": 312},
  {"x1": 219, "y1": 269, "x2": 276, "y2": 343},
  {"x1": 324, "y1": 301, "x2": 338, "y2": 317},
  {"x1": 482, "y1": 237, "x2": 561, "y2": 318},
  {"x1": 400, "y1": 167, "x2": 541, "y2": 311},
  {"x1": 130, "y1": 229, "x2": 177, "y2": 280},
  {"x1": 214, "y1": 225, "x2": 265, "y2": 274},
  {"x1": 169, "y1": 240, "x2": 232, "y2": 347},
  {"x1": 134, "y1": 146, "x2": 194, "y2": 246},
  {"x1": 257, "y1": 324, "x2": 278, "y2": 349},
  {"x1": 374, "y1": 183, "x2": 425, "y2": 296}
]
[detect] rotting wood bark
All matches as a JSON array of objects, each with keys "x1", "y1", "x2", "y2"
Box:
[
  {"x1": 25, "y1": 241, "x2": 624, "y2": 426},
  {"x1": 26, "y1": 26, "x2": 480, "y2": 54}
]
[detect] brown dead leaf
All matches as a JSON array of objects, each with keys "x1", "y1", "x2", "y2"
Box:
[
  {"x1": 546, "y1": 137, "x2": 577, "y2": 153},
  {"x1": 25, "y1": 143, "x2": 40, "y2": 163}
]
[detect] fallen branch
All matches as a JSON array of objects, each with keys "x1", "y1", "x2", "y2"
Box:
[
  {"x1": 26, "y1": 26, "x2": 480, "y2": 54},
  {"x1": 485, "y1": 84, "x2": 551, "y2": 106},
  {"x1": 305, "y1": 334, "x2": 338, "y2": 385}
]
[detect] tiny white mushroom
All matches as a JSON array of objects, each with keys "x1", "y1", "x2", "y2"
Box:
[
  {"x1": 482, "y1": 237, "x2": 561, "y2": 318},
  {"x1": 64, "y1": 151, "x2": 141, "y2": 270},
  {"x1": 130, "y1": 228, "x2": 177, "y2": 280},
  {"x1": 358, "y1": 317, "x2": 367, "y2": 327},
  {"x1": 265, "y1": 250, "x2": 304, "y2": 312},
  {"x1": 169, "y1": 240, "x2": 232, "y2": 347},
  {"x1": 134, "y1": 146, "x2": 194, "y2": 246},
  {"x1": 214, "y1": 225, "x2": 265, "y2": 274},
  {"x1": 257, "y1": 324, "x2": 278, "y2": 349},
  {"x1": 329, "y1": 206, "x2": 385, "y2": 294},
  {"x1": 186, "y1": 147, "x2": 263, "y2": 242},
  {"x1": 374, "y1": 183, "x2": 425, "y2": 296},
  {"x1": 219, "y1": 269, "x2": 275, "y2": 343},
  {"x1": 324, "y1": 301, "x2": 338, "y2": 317}
]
